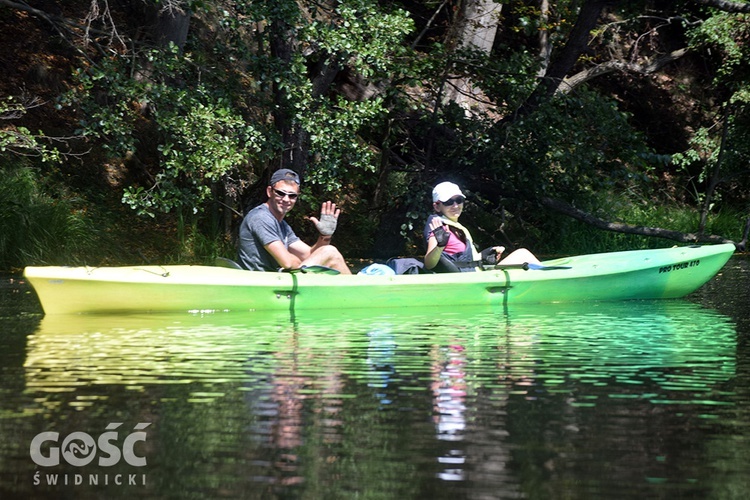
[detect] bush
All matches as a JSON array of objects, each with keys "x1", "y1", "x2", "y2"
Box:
[{"x1": 0, "y1": 162, "x2": 95, "y2": 270}]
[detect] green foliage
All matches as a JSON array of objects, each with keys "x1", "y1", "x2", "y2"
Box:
[
  {"x1": 476, "y1": 46, "x2": 540, "y2": 109},
  {"x1": 672, "y1": 103, "x2": 750, "y2": 210},
  {"x1": 65, "y1": 47, "x2": 268, "y2": 218},
  {"x1": 0, "y1": 163, "x2": 95, "y2": 269},
  {"x1": 62, "y1": 0, "x2": 416, "y2": 214},
  {"x1": 303, "y1": 0, "x2": 413, "y2": 77},
  {"x1": 687, "y1": 12, "x2": 750, "y2": 84},
  {"x1": 269, "y1": 0, "x2": 415, "y2": 189},
  {"x1": 171, "y1": 213, "x2": 237, "y2": 265},
  {"x1": 125, "y1": 85, "x2": 264, "y2": 216},
  {"x1": 0, "y1": 97, "x2": 61, "y2": 162},
  {"x1": 675, "y1": 15, "x2": 750, "y2": 209},
  {"x1": 478, "y1": 89, "x2": 652, "y2": 208}
]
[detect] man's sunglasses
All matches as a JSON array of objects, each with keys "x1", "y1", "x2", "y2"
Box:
[
  {"x1": 441, "y1": 196, "x2": 465, "y2": 206},
  {"x1": 273, "y1": 188, "x2": 299, "y2": 200}
]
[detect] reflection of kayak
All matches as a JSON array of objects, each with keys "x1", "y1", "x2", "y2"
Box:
[
  {"x1": 25, "y1": 300, "x2": 736, "y2": 392},
  {"x1": 505, "y1": 300, "x2": 737, "y2": 368},
  {"x1": 506, "y1": 300, "x2": 738, "y2": 406},
  {"x1": 23, "y1": 244, "x2": 735, "y2": 315}
]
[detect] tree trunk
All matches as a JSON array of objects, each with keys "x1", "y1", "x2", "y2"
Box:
[
  {"x1": 537, "y1": 0, "x2": 551, "y2": 78},
  {"x1": 699, "y1": 105, "x2": 730, "y2": 234},
  {"x1": 268, "y1": 9, "x2": 342, "y2": 177},
  {"x1": 152, "y1": 3, "x2": 191, "y2": 51},
  {"x1": 541, "y1": 197, "x2": 736, "y2": 246},
  {"x1": 691, "y1": 0, "x2": 750, "y2": 13},
  {"x1": 268, "y1": 15, "x2": 300, "y2": 174},
  {"x1": 443, "y1": 0, "x2": 503, "y2": 112}
]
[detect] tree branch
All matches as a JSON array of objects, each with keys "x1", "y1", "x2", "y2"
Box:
[
  {"x1": 558, "y1": 48, "x2": 687, "y2": 94},
  {"x1": 540, "y1": 197, "x2": 737, "y2": 246},
  {"x1": 411, "y1": 0, "x2": 450, "y2": 49},
  {"x1": 0, "y1": 0, "x2": 58, "y2": 22},
  {"x1": 0, "y1": 0, "x2": 122, "y2": 63},
  {"x1": 690, "y1": 0, "x2": 750, "y2": 13}
]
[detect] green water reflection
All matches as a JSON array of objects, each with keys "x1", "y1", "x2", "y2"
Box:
[{"x1": 1, "y1": 299, "x2": 745, "y2": 499}]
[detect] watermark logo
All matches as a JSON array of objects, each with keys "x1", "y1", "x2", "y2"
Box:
[
  {"x1": 30, "y1": 423, "x2": 150, "y2": 487},
  {"x1": 30, "y1": 422, "x2": 150, "y2": 467}
]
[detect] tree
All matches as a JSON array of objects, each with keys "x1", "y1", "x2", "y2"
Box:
[
  {"x1": 672, "y1": 2, "x2": 750, "y2": 249},
  {"x1": 1, "y1": 0, "x2": 747, "y2": 262},
  {"x1": 512, "y1": 0, "x2": 622, "y2": 119},
  {"x1": 473, "y1": 0, "x2": 744, "y2": 248}
]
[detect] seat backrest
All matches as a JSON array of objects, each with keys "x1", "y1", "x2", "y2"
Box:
[{"x1": 215, "y1": 257, "x2": 243, "y2": 269}]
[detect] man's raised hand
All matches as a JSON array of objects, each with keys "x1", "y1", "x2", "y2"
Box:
[{"x1": 310, "y1": 201, "x2": 340, "y2": 236}]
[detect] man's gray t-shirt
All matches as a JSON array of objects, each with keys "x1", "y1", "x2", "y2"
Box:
[{"x1": 238, "y1": 204, "x2": 300, "y2": 271}]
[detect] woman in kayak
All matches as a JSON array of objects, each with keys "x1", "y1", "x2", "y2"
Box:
[{"x1": 424, "y1": 182, "x2": 542, "y2": 273}]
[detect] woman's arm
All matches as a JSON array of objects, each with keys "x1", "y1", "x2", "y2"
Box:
[{"x1": 424, "y1": 218, "x2": 449, "y2": 270}]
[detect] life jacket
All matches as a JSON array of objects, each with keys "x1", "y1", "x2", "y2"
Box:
[{"x1": 436, "y1": 216, "x2": 482, "y2": 271}]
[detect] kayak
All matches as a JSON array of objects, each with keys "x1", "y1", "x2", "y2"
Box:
[{"x1": 23, "y1": 243, "x2": 735, "y2": 315}]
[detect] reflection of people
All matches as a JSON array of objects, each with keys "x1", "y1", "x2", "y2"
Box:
[
  {"x1": 431, "y1": 342, "x2": 468, "y2": 481},
  {"x1": 424, "y1": 182, "x2": 541, "y2": 272},
  {"x1": 238, "y1": 169, "x2": 351, "y2": 273}
]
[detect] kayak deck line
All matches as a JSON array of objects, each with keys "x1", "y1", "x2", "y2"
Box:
[{"x1": 23, "y1": 243, "x2": 736, "y2": 315}]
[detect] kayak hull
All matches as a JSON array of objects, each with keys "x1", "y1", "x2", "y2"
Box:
[{"x1": 23, "y1": 244, "x2": 736, "y2": 315}]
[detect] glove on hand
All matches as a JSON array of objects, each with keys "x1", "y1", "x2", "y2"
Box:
[
  {"x1": 480, "y1": 247, "x2": 498, "y2": 265},
  {"x1": 315, "y1": 213, "x2": 338, "y2": 236},
  {"x1": 433, "y1": 226, "x2": 450, "y2": 247}
]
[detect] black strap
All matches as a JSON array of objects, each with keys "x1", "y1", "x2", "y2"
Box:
[
  {"x1": 437, "y1": 255, "x2": 482, "y2": 272},
  {"x1": 451, "y1": 259, "x2": 482, "y2": 269}
]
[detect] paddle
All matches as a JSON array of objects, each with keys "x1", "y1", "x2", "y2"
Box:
[
  {"x1": 214, "y1": 258, "x2": 340, "y2": 275},
  {"x1": 491, "y1": 262, "x2": 572, "y2": 271},
  {"x1": 284, "y1": 265, "x2": 341, "y2": 275}
]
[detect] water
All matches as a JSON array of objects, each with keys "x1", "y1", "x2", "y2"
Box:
[{"x1": 1, "y1": 257, "x2": 749, "y2": 499}]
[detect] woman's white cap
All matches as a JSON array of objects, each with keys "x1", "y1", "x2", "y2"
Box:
[{"x1": 432, "y1": 182, "x2": 464, "y2": 202}]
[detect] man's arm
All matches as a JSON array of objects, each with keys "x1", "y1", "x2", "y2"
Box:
[
  {"x1": 264, "y1": 201, "x2": 342, "y2": 270},
  {"x1": 265, "y1": 240, "x2": 306, "y2": 270}
]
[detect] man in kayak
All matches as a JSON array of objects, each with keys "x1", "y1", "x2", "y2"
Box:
[
  {"x1": 238, "y1": 169, "x2": 352, "y2": 273},
  {"x1": 424, "y1": 181, "x2": 541, "y2": 272}
]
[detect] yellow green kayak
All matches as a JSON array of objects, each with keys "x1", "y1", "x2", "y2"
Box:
[{"x1": 23, "y1": 244, "x2": 735, "y2": 315}]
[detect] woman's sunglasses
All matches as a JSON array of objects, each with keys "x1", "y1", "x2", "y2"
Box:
[
  {"x1": 441, "y1": 196, "x2": 465, "y2": 206},
  {"x1": 273, "y1": 189, "x2": 299, "y2": 200}
]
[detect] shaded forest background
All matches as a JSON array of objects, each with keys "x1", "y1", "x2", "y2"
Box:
[{"x1": 1, "y1": 0, "x2": 749, "y2": 270}]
